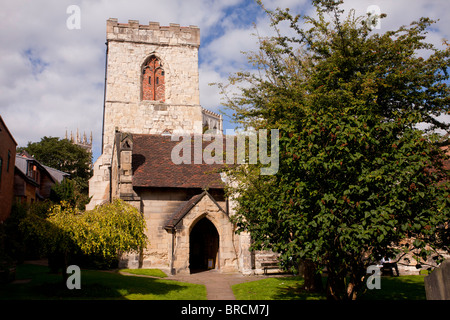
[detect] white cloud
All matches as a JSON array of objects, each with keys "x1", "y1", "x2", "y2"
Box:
[
  {"x1": 0, "y1": 0, "x2": 250, "y2": 160},
  {"x1": 0, "y1": 0, "x2": 448, "y2": 162}
]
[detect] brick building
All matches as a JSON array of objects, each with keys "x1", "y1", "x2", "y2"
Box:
[
  {"x1": 0, "y1": 116, "x2": 17, "y2": 222},
  {"x1": 14, "y1": 152, "x2": 70, "y2": 205}
]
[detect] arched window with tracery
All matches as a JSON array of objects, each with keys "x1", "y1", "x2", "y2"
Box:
[{"x1": 142, "y1": 56, "x2": 165, "y2": 101}]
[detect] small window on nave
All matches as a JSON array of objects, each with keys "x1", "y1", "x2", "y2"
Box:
[{"x1": 142, "y1": 56, "x2": 165, "y2": 102}]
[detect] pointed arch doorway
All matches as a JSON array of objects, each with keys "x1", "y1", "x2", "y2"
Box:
[{"x1": 189, "y1": 217, "x2": 219, "y2": 273}]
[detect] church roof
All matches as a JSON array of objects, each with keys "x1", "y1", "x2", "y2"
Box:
[
  {"x1": 164, "y1": 191, "x2": 225, "y2": 230},
  {"x1": 132, "y1": 134, "x2": 226, "y2": 189}
]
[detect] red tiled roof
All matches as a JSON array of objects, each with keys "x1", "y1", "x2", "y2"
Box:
[
  {"x1": 164, "y1": 191, "x2": 220, "y2": 229},
  {"x1": 164, "y1": 191, "x2": 227, "y2": 230},
  {"x1": 132, "y1": 134, "x2": 226, "y2": 189}
]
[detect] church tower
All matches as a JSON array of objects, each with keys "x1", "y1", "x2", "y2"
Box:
[
  {"x1": 103, "y1": 18, "x2": 206, "y2": 155},
  {"x1": 87, "y1": 19, "x2": 222, "y2": 209}
]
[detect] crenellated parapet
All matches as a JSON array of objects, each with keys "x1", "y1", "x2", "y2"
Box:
[
  {"x1": 106, "y1": 18, "x2": 200, "y2": 47},
  {"x1": 202, "y1": 107, "x2": 223, "y2": 133}
]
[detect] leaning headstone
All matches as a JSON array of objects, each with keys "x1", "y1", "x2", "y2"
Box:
[{"x1": 424, "y1": 259, "x2": 450, "y2": 300}]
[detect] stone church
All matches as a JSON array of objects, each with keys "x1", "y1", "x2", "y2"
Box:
[{"x1": 87, "y1": 19, "x2": 277, "y2": 275}]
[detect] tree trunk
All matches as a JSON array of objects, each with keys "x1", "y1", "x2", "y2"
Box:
[
  {"x1": 345, "y1": 267, "x2": 367, "y2": 300},
  {"x1": 326, "y1": 271, "x2": 347, "y2": 300},
  {"x1": 61, "y1": 250, "x2": 69, "y2": 284},
  {"x1": 299, "y1": 260, "x2": 323, "y2": 293},
  {"x1": 346, "y1": 281, "x2": 357, "y2": 300}
]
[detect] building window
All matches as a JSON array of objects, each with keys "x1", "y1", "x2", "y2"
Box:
[
  {"x1": 0, "y1": 157, "x2": 3, "y2": 184},
  {"x1": 27, "y1": 162, "x2": 39, "y2": 183},
  {"x1": 142, "y1": 56, "x2": 165, "y2": 102}
]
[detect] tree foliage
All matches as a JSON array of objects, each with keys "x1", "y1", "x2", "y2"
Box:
[
  {"x1": 18, "y1": 136, "x2": 92, "y2": 181},
  {"x1": 50, "y1": 177, "x2": 91, "y2": 211},
  {"x1": 221, "y1": 0, "x2": 450, "y2": 300},
  {"x1": 20, "y1": 200, "x2": 147, "y2": 276},
  {"x1": 18, "y1": 136, "x2": 93, "y2": 209}
]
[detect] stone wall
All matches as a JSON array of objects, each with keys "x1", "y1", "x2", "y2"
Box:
[
  {"x1": 105, "y1": 41, "x2": 200, "y2": 105},
  {"x1": 106, "y1": 19, "x2": 200, "y2": 47},
  {"x1": 134, "y1": 189, "x2": 237, "y2": 275},
  {"x1": 102, "y1": 102, "x2": 203, "y2": 156},
  {"x1": 139, "y1": 189, "x2": 189, "y2": 273},
  {"x1": 103, "y1": 19, "x2": 202, "y2": 156},
  {"x1": 86, "y1": 154, "x2": 110, "y2": 209},
  {"x1": 87, "y1": 19, "x2": 207, "y2": 209},
  {"x1": 171, "y1": 195, "x2": 238, "y2": 274},
  {"x1": 87, "y1": 20, "x2": 261, "y2": 276},
  {"x1": 119, "y1": 188, "x2": 274, "y2": 275},
  {"x1": 202, "y1": 108, "x2": 223, "y2": 133}
]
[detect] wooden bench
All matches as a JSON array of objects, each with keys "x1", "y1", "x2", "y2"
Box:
[
  {"x1": 381, "y1": 262, "x2": 399, "y2": 277},
  {"x1": 261, "y1": 262, "x2": 279, "y2": 275}
]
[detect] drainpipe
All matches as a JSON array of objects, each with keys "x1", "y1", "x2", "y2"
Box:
[{"x1": 170, "y1": 229, "x2": 175, "y2": 275}]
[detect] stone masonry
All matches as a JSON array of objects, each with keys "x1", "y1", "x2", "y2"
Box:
[
  {"x1": 87, "y1": 19, "x2": 220, "y2": 209},
  {"x1": 87, "y1": 19, "x2": 275, "y2": 276},
  {"x1": 103, "y1": 19, "x2": 203, "y2": 154}
]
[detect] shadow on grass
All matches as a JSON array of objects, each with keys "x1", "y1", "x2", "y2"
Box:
[
  {"x1": 272, "y1": 283, "x2": 325, "y2": 300},
  {"x1": 233, "y1": 274, "x2": 425, "y2": 300},
  {"x1": 232, "y1": 276, "x2": 325, "y2": 300},
  {"x1": 360, "y1": 275, "x2": 426, "y2": 300},
  {"x1": 274, "y1": 275, "x2": 426, "y2": 300},
  {"x1": 1, "y1": 264, "x2": 206, "y2": 300},
  {"x1": 271, "y1": 277, "x2": 326, "y2": 300}
]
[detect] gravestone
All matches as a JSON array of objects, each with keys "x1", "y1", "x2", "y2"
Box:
[{"x1": 424, "y1": 259, "x2": 450, "y2": 300}]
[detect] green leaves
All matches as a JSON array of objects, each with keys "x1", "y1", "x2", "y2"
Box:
[
  {"x1": 20, "y1": 200, "x2": 148, "y2": 262},
  {"x1": 222, "y1": 0, "x2": 450, "y2": 300},
  {"x1": 18, "y1": 136, "x2": 92, "y2": 181}
]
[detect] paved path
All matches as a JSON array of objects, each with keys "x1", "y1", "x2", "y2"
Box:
[
  {"x1": 25, "y1": 260, "x2": 284, "y2": 300},
  {"x1": 167, "y1": 270, "x2": 276, "y2": 300}
]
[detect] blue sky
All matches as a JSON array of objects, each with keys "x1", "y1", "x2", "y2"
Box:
[{"x1": 0, "y1": 0, "x2": 449, "y2": 162}]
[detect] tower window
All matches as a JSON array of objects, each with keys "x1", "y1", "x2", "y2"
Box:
[{"x1": 142, "y1": 56, "x2": 165, "y2": 101}]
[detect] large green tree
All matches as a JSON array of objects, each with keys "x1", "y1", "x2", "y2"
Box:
[{"x1": 222, "y1": 0, "x2": 449, "y2": 300}]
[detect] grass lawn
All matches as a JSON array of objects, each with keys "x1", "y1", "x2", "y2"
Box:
[
  {"x1": 119, "y1": 268, "x2": 168, "y2": 278},
  {"x1": 359, "y1": 275, "x2": 426, "y2": 300},
  {"x1": 232, "y1": 275, "x2": 427, "y2": 300},
  {"x1": 0, "y1": 264, "x2": 206, "y2": 300},
  {"x1": 232, "y1": 276, "x2": 326, "y2": 300},
  {"x1": 2, "y1": 264, "x2": 426, "y2": 300},
  {"x1": 231, "y1": 277, "x2": 325, "y2": 300}
]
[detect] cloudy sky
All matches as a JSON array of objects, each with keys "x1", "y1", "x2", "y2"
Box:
[{"x1": 1, "y1": 0, "x2": 449, "y2": 162}]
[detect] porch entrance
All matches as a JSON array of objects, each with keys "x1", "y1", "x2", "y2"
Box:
[{"x1": 189, "y1": 218, "x2": 219, "y2": 273}]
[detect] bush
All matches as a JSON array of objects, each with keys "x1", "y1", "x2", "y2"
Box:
[
  {"x1": 0, "y1": 202, "x2": 53, "y2": 263},
  {"x1": 20, "y1": 200, "x2": 148, "y2": 275}
]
